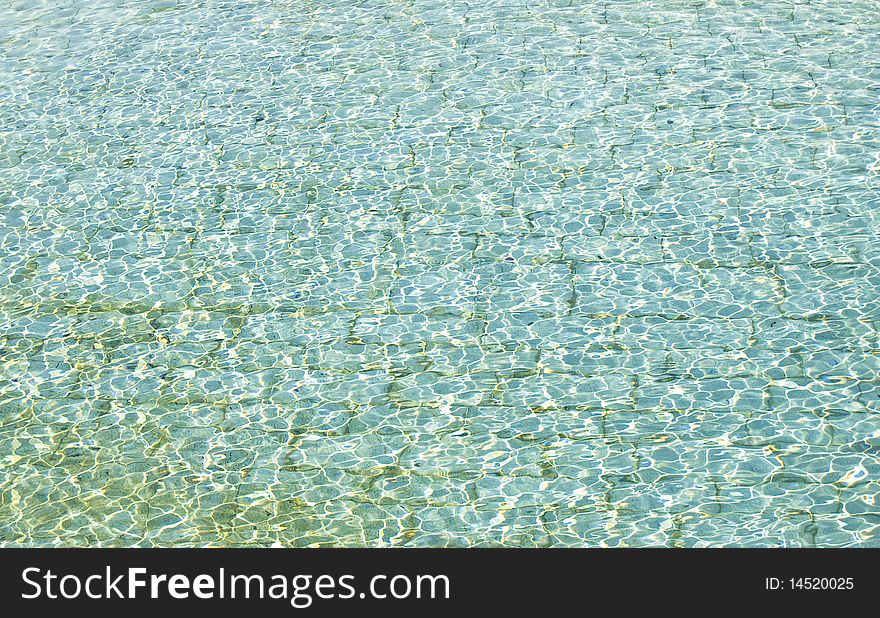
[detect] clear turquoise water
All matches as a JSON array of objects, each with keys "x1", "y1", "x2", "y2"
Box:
[{"x1": 0, "y1": 0, "x2": 878, "y2": 547}]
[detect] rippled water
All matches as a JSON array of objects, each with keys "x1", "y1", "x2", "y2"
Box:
[{"x1": 1, "y1": 0, "x2": 878, "y2": 547}]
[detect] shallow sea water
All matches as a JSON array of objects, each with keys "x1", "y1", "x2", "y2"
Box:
[{"x1": 1, "y1": 0, "x2": 879, "y2": 547}]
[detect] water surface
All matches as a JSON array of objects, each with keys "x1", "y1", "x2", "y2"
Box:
[{"x1": 1, "y1": 0, "x2": 878, "y2": 546}]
